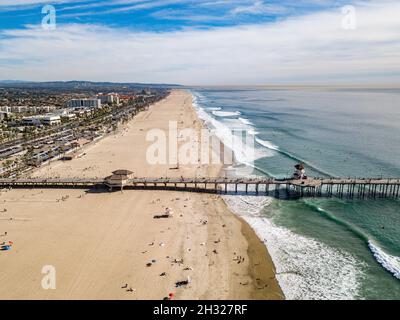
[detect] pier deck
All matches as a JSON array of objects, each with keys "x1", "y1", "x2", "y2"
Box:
[{"x1": 0, "y1": 177, "x2": 399, "y2": 199}]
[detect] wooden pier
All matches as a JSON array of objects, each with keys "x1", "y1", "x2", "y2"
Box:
[{"x1": 0, "y1": 177, "x2": 399, "y2": 199}]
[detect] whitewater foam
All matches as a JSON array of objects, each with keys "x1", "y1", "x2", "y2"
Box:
[
  {"x1": 238, "y1": 117, "x2": 253, "y2": 126},
  {"x1": 212, "y1": 110, "x2": 241, "y2": 117},
  {"x1": 255, "y1": 137, "x2": 280, "y2": 151},
  {"x1": 255, "y1": 138, "x2": 333, "y2": 177},
  {"x1": 369, "y1": 242, "x2": 400, "y2": 280},
  {"x1": 194, "y1": 103, "x2": 272, "y2": 165},
  {"x1": 223, "y1": 195, "x2": 365, "y2": 300},
  {"x1": 248, "y1": 129, "x2": 259, "y2": 136}
]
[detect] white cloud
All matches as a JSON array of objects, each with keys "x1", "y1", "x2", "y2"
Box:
[
  {"x1": 104, "y1": 0, "x2": 185, "y2": 13},
  {"x1": 0, "y1": 1, "x2": 399, "y2": 85},
  {"x1": 0, "y1": 0, "x2": 86, "y2": 6},
  {"x1": 231, "y1": 0, "x2": 287, "y2": 15}
]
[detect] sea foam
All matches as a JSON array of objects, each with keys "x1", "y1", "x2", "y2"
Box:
[
  {"x1": 369, "y1": 242, "x2": 400, "y2": 280},
  {"x1": 223, "y1": 195, "x2": 365, "y2": 300},
  {"x1": 212, "y1": 110, "x2": 241, "y2": 117},
  {"x1": 255, "y1": 137, "x2": 280, "y2": 151},
  {"x1": 195, "y1": 104, "x2": 271, "y2": 164},
  {"x1": 238, "y1": 117, "x2": 253, "y2": 126}
]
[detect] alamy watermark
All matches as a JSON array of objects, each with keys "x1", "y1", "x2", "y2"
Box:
[
  {"x1": 341, "y1": 5, "x2": 357, "y2": 30},
  {"x1": 146, "y1": 121, "x2": 256, "y2": 174},
  {"x1": 41, "y1": 265, "x2": 56, "y2": 290},
  {"x1": 42, "y1": 5, "x2": 56, "y2": 30}
]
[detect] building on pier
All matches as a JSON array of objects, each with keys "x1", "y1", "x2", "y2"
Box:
[
  {"x1": 293, "y1": 163, "x2": 307, "y2": 180},
  {"x1": 104, "y1": 170, "x2": 134, "y2": 190}
]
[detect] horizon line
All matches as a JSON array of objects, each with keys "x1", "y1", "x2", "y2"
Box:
[{"x1": 1, "y1": 80, "x2": 400, "y2": 88}]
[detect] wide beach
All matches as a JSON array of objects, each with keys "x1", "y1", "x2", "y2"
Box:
[{"x1": 0, "y1": 90, "x2": 283, "y2": 300}]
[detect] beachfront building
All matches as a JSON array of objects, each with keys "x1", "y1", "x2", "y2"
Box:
[
  {"x1": 0, "y1": 111, "x2": 10, "y2": 121},
  {"x1": 0, "y1": 106, "x2": 56, "y2": 113},
  {"x1": 22, "y1": 115, "x2": 61, "y2": 126},
  {"x1": 104, "y1": 170, "x2": 134, "y2": 191},
  {"x1": 119, "y1": 95, "x2": 136, "y2": 104},
  {"x1": 141, "y1": 89, "x2": 152, "y2": 96},
  {"x1": 41, "y1": 115, "x2": 61, "y2": 126},
  {"x1": 68, "y1": 98, "x2": 102, "y2": 109},
  {"x1": 22, "y1": 117, "x2": 42, "y2": 126},
  {"x1": 97, "y1": 93, "x2": 120, "y2": 105},
  {"x1": 60, "y1": 113, "x2": 77, "y2": 121}
]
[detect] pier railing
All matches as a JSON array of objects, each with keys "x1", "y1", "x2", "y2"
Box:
[{"x1": 0, "y1": 177, "x2": 399, "y2": 199}]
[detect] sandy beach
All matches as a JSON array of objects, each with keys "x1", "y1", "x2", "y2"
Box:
[{"x1": 0, "y1": 90, "x2": 283, "y2": 300}]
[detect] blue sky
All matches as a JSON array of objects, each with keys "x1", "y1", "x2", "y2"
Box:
[
  {"x1": 0, "y1": 0, "x2": 355, "y2": 31},
  {"x1": 0, "y1": 0, "x2": 399, "y2": 84}
]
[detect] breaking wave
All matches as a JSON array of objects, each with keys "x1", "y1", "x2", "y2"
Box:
[
  {"x1": 305, "y1": 201, "x2": 400, "y2": 281},
  {"x1": 212, "y1": 110, "x2": 241, "y2": 117}
]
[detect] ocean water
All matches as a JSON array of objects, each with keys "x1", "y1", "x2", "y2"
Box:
[{"x1": 191, "y1": 87, "x2": 400, "y2": 300}]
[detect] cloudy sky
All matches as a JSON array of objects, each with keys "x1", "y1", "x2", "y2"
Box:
[{"x1": 0, "y1": 0, "x2": 399, "y2": 85}]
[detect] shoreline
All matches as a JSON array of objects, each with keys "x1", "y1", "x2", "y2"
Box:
[
  {"x1": 240, "y1": 215, "x2": 284, "y2": 299},
  {"x1": 0, "y1": 89, "x2": 283, "y2": 300},
  {"x1": 189, "y1": 90, "x2": 284, "y2": 299}
]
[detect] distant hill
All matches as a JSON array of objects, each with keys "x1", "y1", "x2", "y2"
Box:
[
  {"x1": 0, "y1": 80, "x2": 182, "y2": 89},
  {"x1": 0, "y1": 80, "x2": 28, "y2": 84}
]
